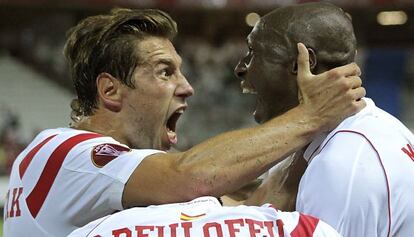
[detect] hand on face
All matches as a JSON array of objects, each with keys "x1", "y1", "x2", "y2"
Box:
[{"x1": 296, "y1": 43, "x2": 366, "y2": 132}]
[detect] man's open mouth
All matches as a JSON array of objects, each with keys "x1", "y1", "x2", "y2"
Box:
[
  {"x1": 241, "y1": 80, "x2": 257, "y2": 95},
  {"x1": 241, "y1": 80, "x2": 260, "y2": 121},
  {"x1": 166, "y1": 107, "x2": 186, "y2": 145}
]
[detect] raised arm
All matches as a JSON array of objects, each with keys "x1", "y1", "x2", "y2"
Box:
[{"x1": 122, "y1": 43, "x2": 366, "y2": 207}]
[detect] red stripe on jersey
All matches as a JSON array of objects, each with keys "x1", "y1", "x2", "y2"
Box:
[
  {"x1": 276, "y1": 219, "x2": 284, "y2": 237},
  {"x1": 19, "y1": 134, "x2": 57, "y2": 178},
  {"x1": 290, "y1": 214, "x2": 319, "y2": 237},
  {"x1": 26, "y1": 133, "x2": 102, "y2": 218}
]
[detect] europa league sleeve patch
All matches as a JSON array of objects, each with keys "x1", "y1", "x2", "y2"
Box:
[{"x1": 91, "y1": 143, "x2": 131, "y2": 168}]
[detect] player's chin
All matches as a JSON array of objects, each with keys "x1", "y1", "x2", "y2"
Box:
[
  {"x1": 159, "y1": 137, "x2": 173, "y2": 151},
  {"x1": 253, "y1": 99, "x2": 267, "y2": 124},
  {"x1": 161, "y1": 143, "x2": 172, "y2": 151},
  {"x1": 253, "y1": 107, "x2": 266, "y2": 124}
]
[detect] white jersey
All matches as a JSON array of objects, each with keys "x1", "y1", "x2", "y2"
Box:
[
  {"x1": 68, "y1": 196, "x2": 340, "y2": 237},
  {"x1": 4, "y1": 127, "x2": 163, "y2": 237},
  {"x1": 297, "y1": 98, "x2": 414, "y2": 237}
]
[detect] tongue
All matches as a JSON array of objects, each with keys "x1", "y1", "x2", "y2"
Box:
[{"x1": 167, "y1": 131, "x2": 178, "y2": 144}]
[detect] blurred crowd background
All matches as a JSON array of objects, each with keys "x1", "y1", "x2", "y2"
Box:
[{"x1": 1, "y1": 0, "x2": 414, "y2": 177}]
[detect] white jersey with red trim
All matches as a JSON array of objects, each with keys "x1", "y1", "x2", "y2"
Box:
[
  {"x1": 3, "y1": 127, "x2": 163, "y2": 237},
  {"x1": 68, "y1": 196, "x2": 340, "y2": 237},
  {"x1": 297, "y1": 98, "x2": 414, "y2": 237}
]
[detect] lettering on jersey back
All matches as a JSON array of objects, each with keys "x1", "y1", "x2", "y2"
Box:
[
  {"x1": 112, "y1": 227, "x2": 131, "y2": 237},
  {"x1": 92, "y1": 143, "x2": 131, "y2": 168},
  {"x1": 169, "y1": 223, "x2": 178, "y2": 237},
  {"x1": 182, "y1": 222, "x2": 193, "y2": 237},
  {"x1": 276, "y1": 219, "x2": 284, "y2": 236},
  {"x1": 245, "y1": 219, "x2": 263, "y2": 236},
  {"x1": 224, "y1": 219, "x2": 244, "y2": 237},
  {"x1": 135, "y1": 226, "x2": 155, "y2": 237},
  {"x1": 203, "y1": 222, "x2": 223, "y2": 237},
  {"x1": 4, "y1": 187, "x2": 23, "y2": 219},
  {"x1": 401, "y1": 144, "x2": 414, "y2": 162},
  {"x1": 109, "y1": 218, "x2": 284, "y2": 237}
]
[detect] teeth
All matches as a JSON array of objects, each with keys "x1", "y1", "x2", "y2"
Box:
[
  {"x1": 176, "y1": 109, "x2": 185, "y2": 114},
  {"x1": 241, "y1": 81, "x2": 257, "y2": 94},
  {"x1": 242, "y1": 87, "x2": 257, "y2": 94}
]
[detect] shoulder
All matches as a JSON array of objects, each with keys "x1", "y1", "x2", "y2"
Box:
[
  {"x1": 47, "y1": 128, "x2": 162, "y2": 172},
  {"x1": 333, "y1": 98, "x2": 409, "y2": 141},
  {"x1": 303, "y1": 129, "x2": 386, "y2": 191}
]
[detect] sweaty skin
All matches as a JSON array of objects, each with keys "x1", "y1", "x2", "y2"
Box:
[{"x1": 75, "y1": 25, "x2": 365, "y2": 208}]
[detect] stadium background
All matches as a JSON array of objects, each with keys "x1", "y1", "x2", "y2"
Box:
[{"x1": 1, "y1": 0, "x2": 414, "y2": 235}]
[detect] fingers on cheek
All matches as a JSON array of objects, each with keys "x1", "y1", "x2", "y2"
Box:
[
  {"x1": 355, "y1": 77, "x2": 363, "y2": 87},
  {"x1": 360, "y1": 87, "x2": 367, "y2": 98},
  {"x1": 349, "y1": 64, "x2": 361, "y2": 76},
  {"x1": 326, "y1": 69, "x2": 341, "y2": 81},
  {"x1": 348, "y1": 76, "x2": 362, "y2": 89},
  {"x1": 338, "y1": 63, "x2": 360, "y2": 77},
  {"x1": 348, "y1": 87, "x2": 365, "y2": 101},
  {"x1": 335, "y1": 79, "x2": 350, "y2": 93},
  {"x1": 351, "y1": 99, "x2": 366, "y2": 113},
  {"x1": 353, "y1": 63, "x2": 362, "y2": 76},
  {"x1": 355, "y1": 87, "x2": 366, "y2": 99},
  {"x1": 344, "y1": 90, "x2": 355, "y2": 104}
]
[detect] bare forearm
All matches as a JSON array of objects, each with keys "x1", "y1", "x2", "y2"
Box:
[{"x1": 177, "y1": 105, "x2": 317, "y2": 197}]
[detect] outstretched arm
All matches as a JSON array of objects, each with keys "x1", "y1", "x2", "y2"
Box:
[{"x1": 122, "y1": 43, "x2": 366, "y2": 207}]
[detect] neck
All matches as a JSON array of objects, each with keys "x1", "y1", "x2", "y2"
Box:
[{"x1": 71, "y1": 110, "x2": 127, "y2": 145}]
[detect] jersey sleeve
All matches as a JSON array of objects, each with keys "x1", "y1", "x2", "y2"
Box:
[
  {"x1": 97, "y1": 148, "x2": 164, "y2": 209},
  {"x1": 68, "y1": 137, "x2": 164, "y2": 209},
  {"x1": 55, "y1": 137, "x2": 164, "y2": 227},
  {"x1": 296, "y1": 131, "x2": 388, "y2": 236}
]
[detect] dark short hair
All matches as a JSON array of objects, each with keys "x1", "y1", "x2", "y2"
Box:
[
  {"x1": 261, "y1": 2, "x2": 356, "y2": 71},
  {"x1": 64, "y1": 8, "x2": 177, "y2": 116}
]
